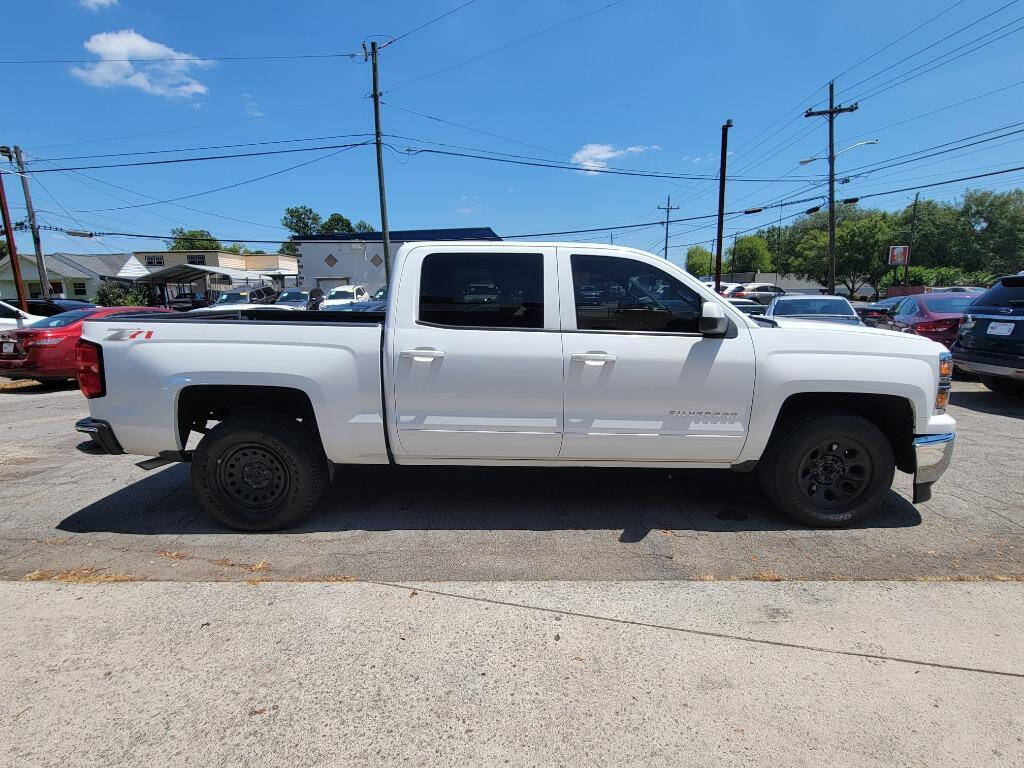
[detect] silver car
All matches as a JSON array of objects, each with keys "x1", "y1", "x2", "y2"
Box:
[{"x1": 726, "y1": 282, "x2": 786, "y2": 305}]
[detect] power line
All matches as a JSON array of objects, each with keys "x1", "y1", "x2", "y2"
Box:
[
  {"x1": 23, "y1": 140, "x2": 372, "y2": 173},
  {"x1": 382, "y1": 0, "x2": 631, "y2": 94},
  {"x1": 1, "y1": 51, "x2": 362, "y2": 65},
  {"x1": 378, "y1": 0, "x2": 479, "y2": 49}
]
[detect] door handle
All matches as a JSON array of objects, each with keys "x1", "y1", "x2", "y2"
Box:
[
  {"x1": 571, "y1": 352, "x2": 616, "y2": 366},
  {"x1": 400, "y1": 348, "x2": 445, "y2": 361}
]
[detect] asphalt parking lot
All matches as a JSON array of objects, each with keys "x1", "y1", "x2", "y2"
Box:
[{"x1": 1, "y1": 377, "x2": 1021, "y2": 583}]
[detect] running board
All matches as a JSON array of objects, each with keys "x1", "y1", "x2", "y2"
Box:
[{"x1": 136, "y1": 450, "x2": 193, "y2": 471}]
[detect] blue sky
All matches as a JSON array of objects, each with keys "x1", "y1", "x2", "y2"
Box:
[{"x1": 4, "y1": 0, "x2": 1024, "y2": 264}]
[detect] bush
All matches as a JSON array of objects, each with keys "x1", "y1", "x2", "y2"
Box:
[{"x1": 95, "y1": 281, "x2": 154, "y2": 307}]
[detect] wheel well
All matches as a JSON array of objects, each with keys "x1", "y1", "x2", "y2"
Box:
[
  {"x1": 773, "y1": 393, "x2": 915, "y2": 473},
  {"x1": 177, "y1": 385, "x2": 320, "y2": 448}
]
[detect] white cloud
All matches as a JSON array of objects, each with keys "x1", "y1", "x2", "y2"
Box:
[
  {"x1": 80, "y1": 0, "x2": 118, "y2": 9},
  {"x1": 241, "y1": 92, "x2": 264, "y2": 117},
  {"x1": 70, "y1": 29, "x2": 211, "y2": 99},
  {"x1": 571, "y1": 143, "x2": 658, "y2": 174},
  {"x1": 456, "y1": 195, "x2": 481, "y2": 215}
]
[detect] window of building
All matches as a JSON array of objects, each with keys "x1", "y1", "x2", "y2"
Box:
[
  {"x1": 571, "y1": 253, "x2": 702, "y2": 333},
  {"x1": 418, "y1": 252, "x2": 544, "y2": 329},
  {"x1": 72, "y1": 282, "x2": 87, "y2": 296},
  {"x1": 187, "y1": 254, "x2": 207, "y2": 265},
  {"x1": 145, "y1": 255, "x2": 164, "y2": 267}
]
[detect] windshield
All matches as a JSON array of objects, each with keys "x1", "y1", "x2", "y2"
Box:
[
  {"x1": 773, "y1": 298, "x2": 856, "y2": 317},
  {"x1": 921, "y1": 295, "x2": 974, "y2": 312},
  {"x1": 28, "y1": 309, "x2": 98, "y2": 328},
  {"x1": 328, "y1": 288, "x2": 355, "y2": 299},
  {"x1": 276, "y1": 290, "x2": 308, "y2": 302},
  {"x1": 215, "y1": 292, "x2": 249, "y2": 305}
]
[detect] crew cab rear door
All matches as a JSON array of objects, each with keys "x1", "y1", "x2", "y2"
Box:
[
  {"x1": 557, "y1": 248, "x2": 755, "y2": 462},
  {"x1": 388, "y1": 245, "x2": 563, "y2": 459}
]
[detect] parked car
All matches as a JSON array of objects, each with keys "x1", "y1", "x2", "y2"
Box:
[
  {"x1": 371, "y1": 286, "x2": 388, "y2": 301},
  {"x1": 0, "y1": 300, "x2": 46, "y2": 332},
  {"x1": 856, "y1": 296, "x2": 904, "y2": 326},
  {"x1": 320, "y1": 300, "x2": 387, "y2": 313},
  {"x1": 951, "y1": 273, "x2": 1024, "y2": 394},
  {"x1": 274, "y1": 287, "x2": 324, "y2": 311},
  {"x1": 24, "y1": 298, "x2": 97, "y2": 317},
  {"x1": 190, "y1": 286, "x2": 277, "y2": 312},
  {"x1": 728, "y1": 298, "x2": 766, "y2": 315},
  {"x1": 728, "y1": 282, "x2": 786, "y2": 305},
  {"x1": 1, "y1": 306, "x2": 173, "y2": 381},
  {"x1": 168, "y1": 291, "x2": 219, "y2": 311},
  {"x1": 321, "y1": 285, "x2": 369, "y2": 309},
  {"x1": 463, "y1": 282, "x2": 501, "y2": 303},
  {"x1": 765, "y1": 295, "x2": 864, "y2": 326},
  {"x1": 706, "y1": 281, "x2": 742, "y2": 296},
  {"x1": 575, "y1": 284, "x2": 602, "y2": 305},
  {"x1": 872, "y1": 293, "x2": 975, "y2": 347},
  {"x1": 76, "y1": 241, "x2": 954, "y2": 532},
  {"x1": 932, "y1": 286, "x2": 984, "y2": 293}
]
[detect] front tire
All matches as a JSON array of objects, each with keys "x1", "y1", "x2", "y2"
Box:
[
  {"x1": 191, "y1": 416, "x2": 330, "y2": 531},
  {"x1": 757, "y1": 409, "x2": 895, "y2": 527}
]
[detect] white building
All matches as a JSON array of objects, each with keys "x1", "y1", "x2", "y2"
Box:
[{"x1": 294, "y1": 228, "x2": 500, "y2": 294}]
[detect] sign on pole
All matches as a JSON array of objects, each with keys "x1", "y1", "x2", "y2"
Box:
[{"x1": 887, "y1": 245, "x2": 910, "y2": 266}]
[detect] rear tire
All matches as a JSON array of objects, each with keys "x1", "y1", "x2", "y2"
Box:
[
  {"x1": 757, "y1": 409, "x2": 895, "y2": 528},
  {"x1": 191, "y1": 415, "x2": 329, "y2": 531},
  {"x1": 981, "y1": 375, "x2": 1024, "y2": 395}
]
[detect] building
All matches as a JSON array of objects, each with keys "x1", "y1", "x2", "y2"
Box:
[
  {"x1": 294, "y1": 228, "x2": 500, "y2": 294},
  {"x1": 132, "y1": 250, "x2": 298, "y2": 300},
  {"x1": 0, "y1": 251, "x2": 148, "y2": 302}
]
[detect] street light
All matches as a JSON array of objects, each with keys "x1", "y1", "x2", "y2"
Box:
[{"x1": 799, "y1": 139, "x2": 880, "y2": 165}]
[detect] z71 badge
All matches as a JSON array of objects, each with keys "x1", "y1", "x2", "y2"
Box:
[{"x1": 105, "y1": 328, "x2": 154, "y2": 341}]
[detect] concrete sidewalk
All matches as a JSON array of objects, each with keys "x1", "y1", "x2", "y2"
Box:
[{"x1": 2, "y1": 581, "x2": 1022, "y2": 767}]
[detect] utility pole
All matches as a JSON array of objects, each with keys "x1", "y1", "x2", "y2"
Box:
[
  {"x1": 368, "y1": 41, "x2": 392, "y2": 285},
  {"x1": 806, "y1": 81, "x2": 858, "y2": 295},
  {"x1": 12, "y1": 146, "x2": 50, "y2": 298},
  {"x1": 0, "y1": 169, "x2": 28, "y2": 311},
  {"x1": 714, "y1": 119, "x2": 733, "y2": 292},
  {"x1": 904, "y1": 192, "x2": 919, "y2": 288},
  {"x1": 608, "y1": 232, "x2": 614, "y2": 245},
  {"x1": 657, "y1": 195, "x2": 677, "y2": 260}
]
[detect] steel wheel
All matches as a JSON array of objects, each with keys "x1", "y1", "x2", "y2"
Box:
[
  {"x1": 796, "y1": 437, "x2": 873, "y2": 509},
  {"x1": 216, "y1": 442, "x2": 290, "y2": 513}
]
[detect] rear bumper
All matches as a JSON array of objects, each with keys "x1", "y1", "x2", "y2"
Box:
[
  {"x1": 75, "y1": 417, "x2": 125, "y2": 455},
  {"x1": 952, "y1": 347, "x2": 1024, "y2": 379},
  {"x1": 912, "y1": 432, "x2": 955, "y2": 503}
]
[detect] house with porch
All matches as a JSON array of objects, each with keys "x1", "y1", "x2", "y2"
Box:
[{"x1": 0, "y1": 251, "x2": 148, "y2": 302}]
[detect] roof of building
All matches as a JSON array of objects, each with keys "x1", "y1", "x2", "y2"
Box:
[
  {"x1": 0, "y1": 251, "x2": 147, "y2": 280},
  {"x1": 292, "y1": 227, "x2": 500, "y2": 242},
  {"x1": 134, "y1": 262, "x2": 284, "y2": 286}
]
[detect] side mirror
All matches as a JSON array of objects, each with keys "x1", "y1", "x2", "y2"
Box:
[{"x1": 700, "y1": 302, "x2": 729, "y2": 337}]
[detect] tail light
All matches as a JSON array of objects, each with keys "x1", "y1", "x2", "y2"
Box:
[
  {"x1": 24, "y1": 333, "x2": 62, "y2": 348},
  {"x1": 75, "y1": 339, "x2": 105, "y2": 399},
  {"x1": 913, "y1": 319, "x2": 958, "y2": 334}
]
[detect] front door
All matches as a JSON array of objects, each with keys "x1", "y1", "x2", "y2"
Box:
[
  {"x1": 558, "y1": 250, "x2": 755, "y2": 463},
  {"x1": 390, "y1": 247, "x2": 563, "y2": 459}
]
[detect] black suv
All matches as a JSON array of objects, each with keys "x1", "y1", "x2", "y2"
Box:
[
  {"x1": 169, "y1": 291, "x2": 220, "y2": 311},
  {"x1": 951, "y1": 273, "x2": 1024, "y2": 394}
]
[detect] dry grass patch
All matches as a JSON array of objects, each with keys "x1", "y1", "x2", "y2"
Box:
[
  {"x1": 155, "y1": 550, "x2": 190, "y2": 561},
  {"x1": 753, "y1": 570, "x2": 783, "y2": 582},
  {"x1": 24, "y1": 566, "x2": 136, "y2": 583}
]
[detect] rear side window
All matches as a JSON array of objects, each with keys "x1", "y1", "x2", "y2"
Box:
[
  {"x1": 971, "y1": 277, "x2": 1024, "y2": 309},
  {"x1": 571, "y1": 254, "x2": 702, "y2": 333},
  {"x1": 419, "y1": 252, "x2": 544, "y2": 329}
]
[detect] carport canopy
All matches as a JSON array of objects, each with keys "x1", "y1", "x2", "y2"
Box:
[{"x1": 135, "y1": 263, "x2": 270, "y2": 286}]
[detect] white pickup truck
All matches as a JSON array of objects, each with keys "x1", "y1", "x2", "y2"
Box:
[{"x1": 74, "y1": 241, "x2": 956, "y2": 531}]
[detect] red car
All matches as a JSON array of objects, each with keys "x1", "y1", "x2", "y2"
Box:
[
  {"x1": 0, "y1": 306, "x2": 172, "y2": 381},
  {"x1": 873, "y1": 293, "x2": 977, "y2": 348}
]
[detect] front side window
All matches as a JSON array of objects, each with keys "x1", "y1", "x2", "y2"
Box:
[
  {"x1": 419, "y1": 252, "x2": 543, "y2": 329},
  {"x1": 571, "y1": 254, "x2": 701, "y2": 333}
]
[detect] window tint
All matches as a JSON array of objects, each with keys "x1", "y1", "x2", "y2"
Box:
[
  {"x1": 971, "y1": 276, "x2": 1024, "y2": 309},
  {"x1": 0, "y1": 303, "x2": 18, "y2": 319},
  {"x1": 419, "y1": 252, "x2": 544, "y2": 329},
  {"x1": 571, "y1": 254, "x2": 702, "y2": 333}
]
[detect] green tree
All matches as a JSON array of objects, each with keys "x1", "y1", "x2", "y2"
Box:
[
  {"x1": 354, "y1": 220, "x2": 375, "y2": 233},
  {"x1": 279, "y1": 205, "x2": 367, "y2": 255},
  {"x1": 726, "y1": 235, "x2": 772, "y2": 273},
  {"x1": 786, "y1": 209, "x2": 894, "y2": 297},
  {"x1": 168, "y1": 228, "x2": 220, "y2": 251},
  {"x1": 685, "y1": 245, "x2": 713, "y2": 276},
  {"x1": 96, "y1": 280, "x2": 153, "y2": 307},
  {"x1": 319, "y1": 213, "x2": 356, "y2": 234}
]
